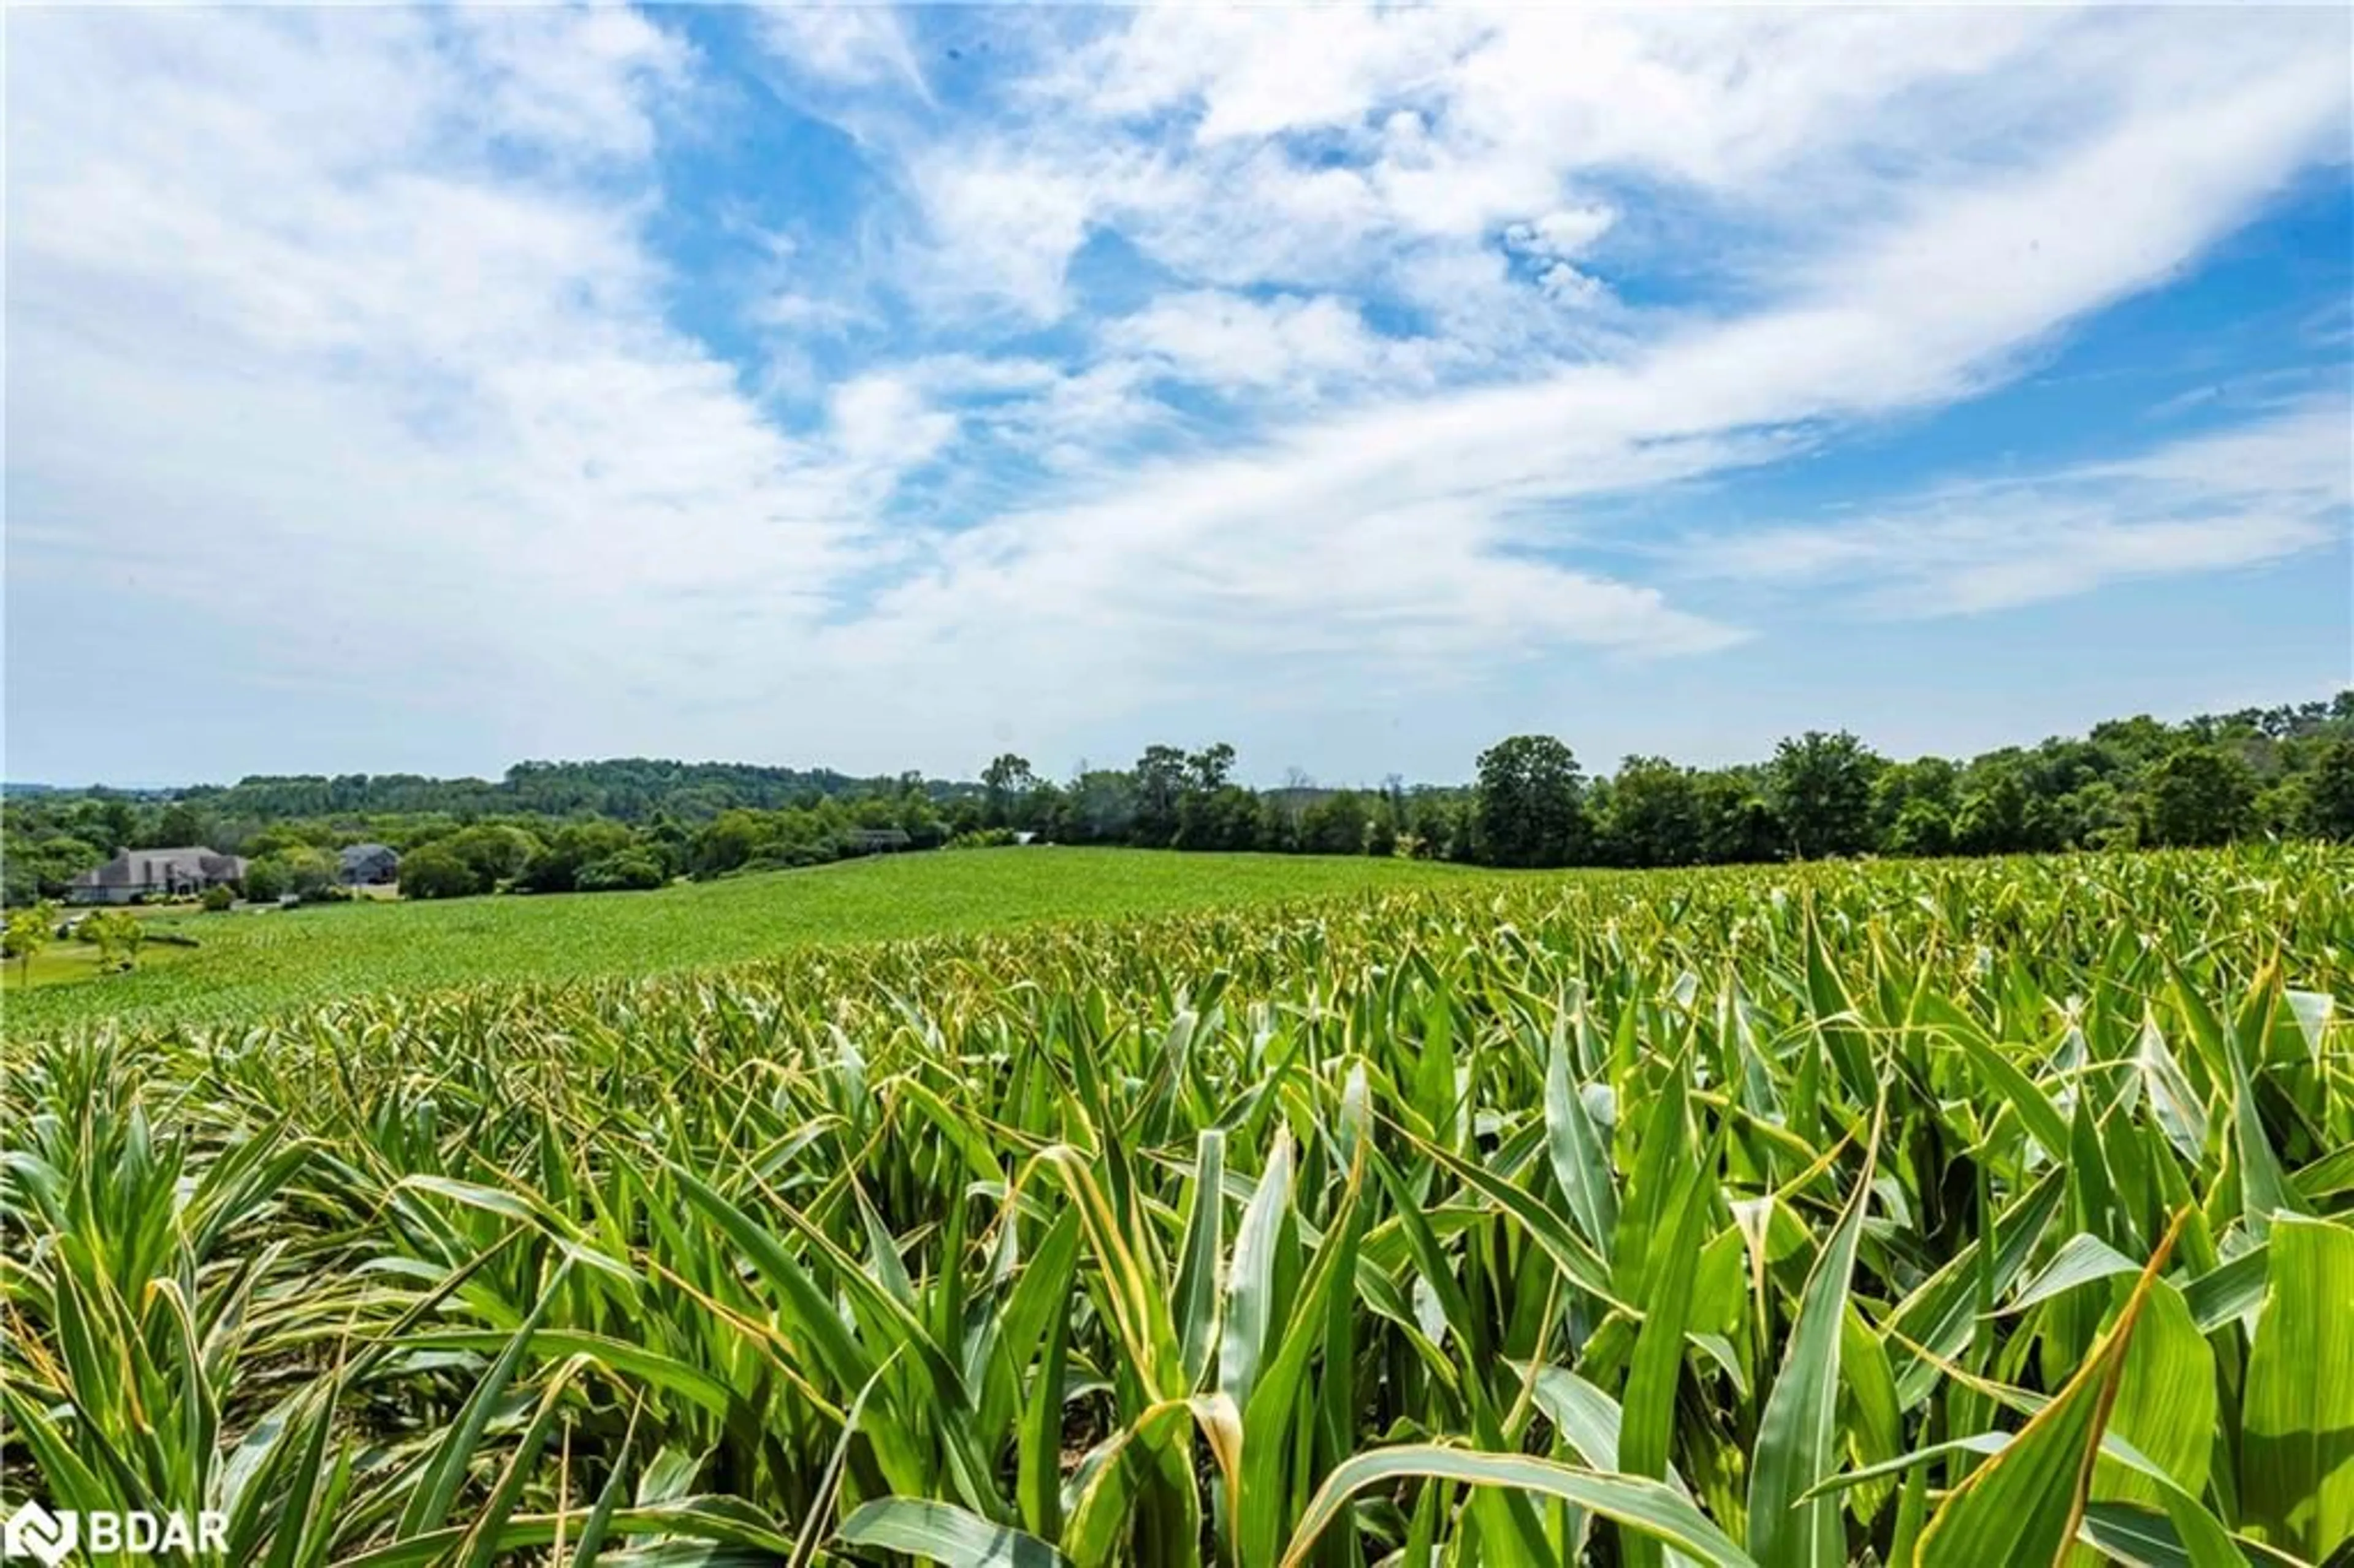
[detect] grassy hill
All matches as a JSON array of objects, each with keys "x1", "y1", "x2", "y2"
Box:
[{"x1": 1, "y1": 848, "x2": 1491, "y2": 1033}]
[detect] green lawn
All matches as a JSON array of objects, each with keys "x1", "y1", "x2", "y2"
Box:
[
  {"x1": 2, "y1": 848, "x2": 1493, "y2": 1035},
  {"x1": 2, "y1": 935, "x2": 199, "y2": 992}
]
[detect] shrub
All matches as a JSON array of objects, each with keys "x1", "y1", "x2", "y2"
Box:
[
  {"x1": 77, "y1": 909, "x2": 145, "y2": 970},
  {"x1": 200, "y1": 885, "x2": 235, "y2": 912}
]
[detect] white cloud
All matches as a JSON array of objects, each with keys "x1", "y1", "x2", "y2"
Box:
[
  {"x1": 1506, "y1": 207, "x2": 1615, "y2": 262},
  {"x1": 761, "y1": 21, "x2": 2347, "y2": 757},
  {"x1": 829, "y1": 375, "x2": 958, "y2": 484},
  {"x1": 6, "y1": 8, "x2": 888, "y2": 759},
  {"x1": 905, "y1": 147, "x2": 1103, "y2": 321},
  {"x1": 1108, "y1": 291, "x2": 1436, "y2": 398},
  {"x1": 756, "y1": 3, "x2": 928, "y2": 97},
  {"x1": 1678, "y1": 397, "x2": 2352, "y2": 615}
]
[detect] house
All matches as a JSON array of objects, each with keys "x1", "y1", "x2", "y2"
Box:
[
  {"x1": 338, "y1": 842, "x2": 401, "y2": 885},
  {"x1": 67, "y1": 846, "x2": 248, "y2": 904},
  {"x1": 845, "y1": 828, "x2": 912, "y2": 853}
]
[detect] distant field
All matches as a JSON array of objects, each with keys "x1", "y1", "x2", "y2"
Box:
[{"x1": 1, "y1": 848, "x2": 1491, "y2": 1033}]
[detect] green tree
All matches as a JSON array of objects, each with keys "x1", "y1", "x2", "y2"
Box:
[
  {"x1": 1885, "y1": 797, "x2": 1956, "y2": 858},
  {"x1": 1255, "y1": 794, "x2": 1299, "y2": 854},
  {"x1": 443, "y1": 824, "x2": 542, "y2": 888},
  {"x1": 1059, "y1": 769, "x2": 1138, "y2": 845},
  {"x1": 82, "y1": 909, "x2": 145, "y2": 972},
  {"x1": 1, "y1": 835, "x2": 102, "y2": 905},
  {"x1": 2252, "y1": 774, "x2": 2312, "y2": 840},
  {"x1": 1954, "y1": 762, "x2": 2040, "y2": 855},
  {"x1": 241, "y1": 859, "x2": 288, "y2": 902},
  {"x1": 1176, "y1": 785, "x2": 1259, "y2": 851},
  {"x1": 575, "y1": 850, "x2": 667, "y2": 891},
  {"x1": 893, "y1": 793, "x2": 946, "y2": 848},
  {"x1": 1189, "y1": 743, "x2": 1237, "y2": 791},
  {"x1": 1693, "y1": 770, "x2": 1783, "y2": 864},
  {"x1": 2307, "y1": 737, "x2": 2354, "y2": 840},
  {"x1": 1599, "y1": 756, "x2": 1702, "y2": 867},
  {"x1": 3, "y1": 901, "x2": 58, "y2": 981},
  {"x1": 519, "y1": 821, "x2": 641, "y2": 893},
  {"x1": 1300, "y1": 791, "x2": 1371, "y2": 856},
  {"x1": 272, "y1": 845, "x2": 340, "y2": 900},
  {"x1": 981, "y1": 753, "x2": 1036, "y2": 828},
  {"x1": 242, "y1": 824, "x2": 331, "y2": 859},
  {"x1": 1871, "y1": 756, "x2": 1959, "y2": 845},
  {"x1": 2143, "y1": 745, "x2": 2257, "y2": 847},
  {"x1": 1132, "y1": 745, "x2": 1191, "y2": 845},
  {"x1": 1474, "y1": 736, "x2": 1587, "y2": 867},
  {"x1": 690, "y1": 810, "x2": 769, "y2": 879},
  {"x1": 398, "y1": 843, "x2": 484, "y2": 900},
  {"x1": 94, "y1": 799, "x2": 138, "y2": 853},
  {"x1": 1768, "y1": 731, "x2": 1880, "y2": 858},
  {"x1": 151, "y1": 801, "x2": 213, "y2": 847}
]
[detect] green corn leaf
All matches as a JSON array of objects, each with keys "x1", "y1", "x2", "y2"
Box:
[
  {"x1": 1746, "y1": 1114, "x2": 1880, "y2": 1568},
  {"x1": 1276, "y1": 1446, "x2": 1758, "y2": 1568},
  {"x1": 1622, "y1": 1157, "x2": 1714, "y2": 1568},
  {"x1": 2239, "y1": 1214, "x2": 2354, "y2": 1561},
  {"x1": 2182, "y1": 1243, "x2": 2268, "y2": 1332},
  {"x1": 837, "y1": 1498, "x2": 1070, "y2": 1567},
  {"x1": 397, "y1": 1262, "x2": 569, "y2": 1539},
  {"x1": 1219, "y1": 1127, "x2": 1293, "y2": 1414},
  {"x1": 1544, "y1": 1018, "x2": 1619, "y2": 1260},
  {"x1": 1918, "y1": 1214, "x2": 2184, "y2": 1568},
  {"x1": 2095, "y1": 1279, "x2": 2215, "y2": 1526},
  {"x1": 1173, "y1": 1128, "x2": 1227, "y2": 1392},
  {"x1": 672, "y1": 1166, "x2": 871, "y2": 1391},
  {"x1": 2005, "y1": 1232, "x2": 2141, "y2": 1317}
]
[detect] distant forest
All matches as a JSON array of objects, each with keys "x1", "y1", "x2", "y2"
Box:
[{"x1": 5, "y1": 692, "x2": 2350, "y2": 904}]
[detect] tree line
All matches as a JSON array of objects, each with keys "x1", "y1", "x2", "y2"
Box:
[
  {"x1": 962, "y1": 693, "x2": 2354, "y2": 869},
  {"x1": 4, "y1": 692, "x2": 2348, "y2": 904}
]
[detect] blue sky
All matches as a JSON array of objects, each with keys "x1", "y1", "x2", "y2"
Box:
[{"x1": 6, "y1": 5, "x2": 2349, "y2": 788}]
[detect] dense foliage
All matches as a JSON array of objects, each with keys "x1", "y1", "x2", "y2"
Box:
[
  {"x1": 2, "y1": 846, "x2": 2348, "y2": 1564},
  {"x1": 999, "y1": 693, "x2": 2354, "y2": 867},
  {"x1": 5, "y1": 693, "x2": 2349, "y2": 905}
]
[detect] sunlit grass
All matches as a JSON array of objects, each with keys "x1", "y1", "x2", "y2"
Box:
[{"x1": 1, "y1": 847, "x2": 1485, "y2": 1032}]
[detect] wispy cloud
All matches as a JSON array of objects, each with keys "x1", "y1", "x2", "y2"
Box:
[{"x1": 1674, "y1": 397, "x2": 2352, "y2": 615}]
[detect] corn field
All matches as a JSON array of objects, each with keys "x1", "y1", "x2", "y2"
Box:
[{"x1": 4, "y1": 847, "x2": 2351, "y2": 1567}]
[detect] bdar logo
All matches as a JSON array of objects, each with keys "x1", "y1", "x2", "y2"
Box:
[
  {"x1": 1, "y1": 1501, "x2": 77, "y2": 1568},
  {"x1": 0, "y1": 1502, "x2": 226, "y2": 1562}
]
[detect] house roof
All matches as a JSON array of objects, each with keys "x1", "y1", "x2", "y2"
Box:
[
  {"x1": 339, "y1": 842, "x2": 398, "y2": 864},
  {"x1": 70, "y1": 846, "x2": 246, "y2": 888}
]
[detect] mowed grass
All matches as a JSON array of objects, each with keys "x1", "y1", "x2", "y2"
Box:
[
  {"x1": 1, "y1": 936, "x2": 200, "y2": 991},
  {"x1": 1, "y1": 847, "x2": 1490, "y2": 1033}
]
